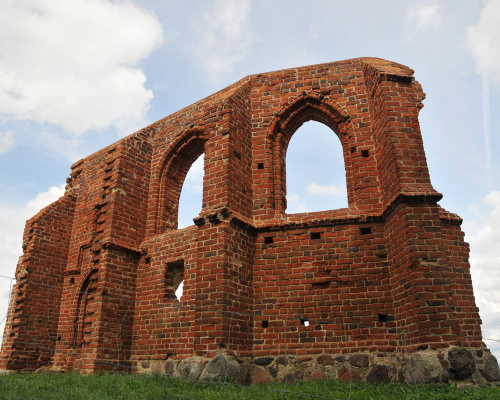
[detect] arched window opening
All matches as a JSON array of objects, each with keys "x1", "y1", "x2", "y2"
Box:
[
  {"x1": 157, "y1": 136, "x2": 205, "y2": 233},
  {"x1": 286, "y1": 121, "x2": 347, "y2": 213},
  {"x1": 177, "y1": 154, "x2": 204, "y2": 229}
]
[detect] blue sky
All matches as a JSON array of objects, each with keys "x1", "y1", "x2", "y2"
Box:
[{"x1": 0, "y1": 0, "x2": 499, "y2": 358}]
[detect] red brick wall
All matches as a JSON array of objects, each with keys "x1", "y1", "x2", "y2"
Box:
[
  {"x1": 0, "y1": 194, "x2": 75, "y2": 370},
  {"x1": 253, "y1": 220, "x2": 394, "y2": 356},
  {"x1": 0, "y1": 58, "x2": 485, "y2": 372},
  {"x1": 133, "y1": 227, "x2": 198, "y2": 361}
]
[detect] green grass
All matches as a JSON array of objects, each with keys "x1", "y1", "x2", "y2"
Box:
[{"x1": 0, "y1": 373, "x2": 498, "y2": 400}]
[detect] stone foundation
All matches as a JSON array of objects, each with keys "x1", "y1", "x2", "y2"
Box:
[{"x1": 135, "y1": 346, "x2": 500, "y2": 386}]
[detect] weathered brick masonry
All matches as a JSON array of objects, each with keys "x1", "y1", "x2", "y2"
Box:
[{"x1": 1, "y1": 58, "x2": 497, "y2": 383}]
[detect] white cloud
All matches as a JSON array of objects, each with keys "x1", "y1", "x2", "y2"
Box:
[
  {"x1": 0, "y1": 184, "x2": 65, "y2": 272},
  {"x1": 25, "y1": 184, "x2": 66, "y2": 217},
  {"x1": 0, "y1": 184, "x2": 65, "y2": 342},
  {"x1": 467, "y1": 0, "x2": 500, "y2": 86},
  {"x1": 466, "y1": 0, "x2": 500, "y2": 189},
  {"x1": 35, "y1": 130, "x2": 85, "y2": 162},
  {"x1": 183, "y1": 154, "x2": 204, "y2": 194},
  {"x1": 0, "y1": 0, "x2": 163, "y2": 135},
  {"x1": 0, "y1": 131, "x2": 14, "y2": 154},
  {"x1": 306, "y1": 182, "x2": 347, "y2": 197},
  {"x1": 408, "y1": 4, "x2": 442, "y2": 29},
  {"x1": 466, "y1": 191, "x2": 500, "y2": 350},
  {"x1": 191, "y1": 0, "x2": 256, "y2": 83}
]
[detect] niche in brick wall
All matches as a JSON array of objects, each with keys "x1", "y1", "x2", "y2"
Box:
[
  {"x1": 178, "y1": 154, "x2": 204, "y2": 229},
  {"x1": 165, "y1": 260, "x2": 185, "y2": 301},
  {"x1": 286, "y1": 121, "x2": 347, "y2": 213},
  {"x1": 74, "y1": 269, "x2": 98, "y2": 351}
]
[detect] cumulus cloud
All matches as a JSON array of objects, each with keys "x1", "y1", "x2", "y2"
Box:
[
  {"x1": 0, "y1": 131, "x2": 14, "y2": 154},
  {"x1": 191, "y1": 0, "x2": 256, "y2": 83},
  {"x1": 0, "y1": 184, "x2": 65, "y2": 342},
  {"x1": 407, "y1": 4, "x2": 442, "y2": 29},
  {"x1": 466, "y1": 191, "x2": 500, "y2": 350},
  {"x1": 307, "y1": 182, "x2": 347, "y2": 197},
  {"x1": 25, "y1": 184, "x2": 67, "y2": 217},
  {"x1": 0, "y1": 184, "x2": 66, "y2": 274},
  {"x1": 0, "y1": 0, "x2": 163, "y2": 136}
]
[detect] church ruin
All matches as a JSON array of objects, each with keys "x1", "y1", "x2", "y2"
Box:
[{"x1": 1, "y1": 58, "x2": 497, "y2": 384}]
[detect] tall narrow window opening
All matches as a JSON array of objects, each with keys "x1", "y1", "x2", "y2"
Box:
[
  {"x1": 166, "y1": 260, "x2": 185, "y2": 301},
  {"x1": 286, "y1": 121, "x2": 347, "y2": 213},
  {"x1": 178, "y1": 154, "x2": 204, "y2": 229},
  {"x1": 157, "y1": 135, "x2": 205, "y2": 233}
]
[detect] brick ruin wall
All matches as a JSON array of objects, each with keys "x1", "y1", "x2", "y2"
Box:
[{"x1": 1, "y1": 57, "x2": 498, "y2": 384}]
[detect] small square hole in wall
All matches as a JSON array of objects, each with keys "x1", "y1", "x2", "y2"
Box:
[
  {"x1": 360, "y1": 227, "x2": 371, "y2": 235},
  {"x1": 264, "y1": 236, "x2": 274, "y2": 244},
  {"x1": 310, "y1": 232, "x2": 321, "y2": 240},
  {"x1": 378, "y1": 314, "x2": 388, "y2": 323},
  {"x1": 361, "y1": 150, "x2": 370, "y2": 157},
  {"x1": 257, "y1": 163, "x2": 264, "y2": 170},
  {"x1": 262, "y1": 320, "x2": 269, "y2": 328},
  {"x1": 300, "y1": 318, "x2": 309, "y2": 327}
]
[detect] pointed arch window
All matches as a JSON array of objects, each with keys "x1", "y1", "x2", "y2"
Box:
[
  {"x1": 156, "y1": 135, "x2": 206, "y2": 232},
  {"x1": 269, "y1": 95, "x2": 352, "y2": 216},
  {"x1": 285, "y1": 121, "x2": 347, "y2": 213}
]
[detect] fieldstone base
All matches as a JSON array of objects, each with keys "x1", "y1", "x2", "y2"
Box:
[
  {"x1": 0, "y1": 369, "x2": 16, "y2": 376},
  {"x1": 135, "y1": 346, "x2": 500, "y2": 386}
]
